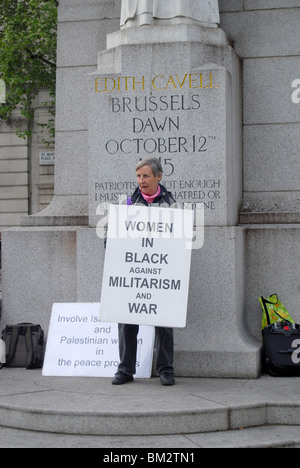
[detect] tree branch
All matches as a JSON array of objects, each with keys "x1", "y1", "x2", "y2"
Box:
[{"x1": 25, "y1": 48, "x2": 56, "y2": 68}]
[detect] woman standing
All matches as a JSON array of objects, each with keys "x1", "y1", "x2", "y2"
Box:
[{"x1": 112, "y1": 157, "x2": 176, "y2": 386}]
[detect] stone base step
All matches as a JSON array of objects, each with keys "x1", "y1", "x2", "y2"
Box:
[
  {"x1": 0, "y1": 425, "x2": 299, "y2": 448},
  {"x1": 1, "y1": 369, "x2": 300, "y2": 446},
  {"x1": 187, "y1": 425, "x2": 300, "y2": 448}
]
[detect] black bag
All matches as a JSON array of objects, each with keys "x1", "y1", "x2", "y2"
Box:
[
  {"x1": 2, "y1": 323, "x2": 45, "y2": 369},
  {"x1": 262, "y1": 321, "x2": 300, "y2": 377}
]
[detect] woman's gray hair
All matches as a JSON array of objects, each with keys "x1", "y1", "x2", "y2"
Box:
[{"x1": 135, "y1": 157, "x2": 163, "y2": 177}]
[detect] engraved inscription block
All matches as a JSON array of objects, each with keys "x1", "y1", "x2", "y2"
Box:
[{"x1": 88, "y1": 43, "x2": 241, "y2": 228}]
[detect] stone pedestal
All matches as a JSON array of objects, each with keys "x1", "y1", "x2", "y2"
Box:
[
  {"x1": 107, "y1": 24, "x2": 229, "y2": 49},
  {"x1": 86, "y1": 26, "x2": 261, "y2": 378},
  {"x1": 175, "y1": 227, "x2": 260, "y2": 378},
  {"x1": 89, "y1": 39, "x2": 242, "y2": 228}
]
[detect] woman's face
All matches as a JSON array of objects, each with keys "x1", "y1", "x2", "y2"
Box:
[{"x1": 136, "y1": 165, "x2": 162, "y2": 196}]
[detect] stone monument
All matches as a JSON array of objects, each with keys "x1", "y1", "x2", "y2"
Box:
[
  {"x1": 1, "y1": 0, "x2": 299, "y2": 383},
  {"x1": 87, "y1": 0, "x2": 261, "y2": 377},
  {"x1": 1, "y1": 0, "x2": 261, "y2": 379}
]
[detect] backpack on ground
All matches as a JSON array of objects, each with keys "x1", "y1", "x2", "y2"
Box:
[
  {"x1": 1, "y1": 323, "x2": 45, "y2": 369},
  {"x1": 260, "y1": 295, "x2": 300, "y2": 377}
]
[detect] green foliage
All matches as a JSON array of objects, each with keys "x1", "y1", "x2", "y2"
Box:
[{"x1": 0, "y1": 0, "x2": 58, "y2": 145}]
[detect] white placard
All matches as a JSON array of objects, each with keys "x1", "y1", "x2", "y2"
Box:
[
  {"x1": 100, "y1": 205, "x2": 193, "y2": 328},
  {"x1": 42, "y1": 303, "x2": 154, "y2": 377}
]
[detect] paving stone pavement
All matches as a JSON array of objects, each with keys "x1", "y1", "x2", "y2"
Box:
[{"x1": 0, "y1": 369, "x2": 300, "y2": 448}]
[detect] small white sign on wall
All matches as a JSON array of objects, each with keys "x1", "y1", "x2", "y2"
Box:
[
  {"x1": 42, "y1": 303, "x2": 154, "y2": 378},
  {"x1": 39, "y1": 151, "x2": 55, "y2": 165}
]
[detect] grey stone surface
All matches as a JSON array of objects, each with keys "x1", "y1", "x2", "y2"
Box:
[
  {"x1": 21, "y1": 195, "x2": 88, "y2": 226},
  {"x1": 1, "y1": 227, "x2": 80, "y2": 336},
  {"x1": 240, "y1": 212, "x2": 300, "y2": 225},
  {"x1": 77, "y1": 227, "x2": 105, "y2": 302},
  {"x1": 54, "y1": 131, "x2": 89, "y2": 196},
  {"x1": 243, "y1": 57, "x2": 300, "y2": 125},
  {"x1": 88, "y1": 41, "x2": 242, "y2": 228},
  {"x1": 2, "y1": 423, "x2": 300, "y2": 449},
  {"x1": 242, "y1": 192, "x2": 300, "y2": 215},
  {"x1": 174, "y1": 226, "x2": 260, "y2": 378},
  {"x1": 0, "y1": 369, "x2": 300, "y2": 447},
  {"x1": 221, "y1": 9, "x2": 300, "y2": 58},
  {"x1": 51, "y1": 1, "x2": 120, "y2": 210},
  {"x1": 219, "y1": 0, "x2": 244, "y2": 13},
  {"x1": 245, "y1": 0, "x2": 300, "y2": 9},
  {"x1": 186, "y1": 425, "x2": 300, "y2": 449},
  {"x1": 55, "y1": 67, "x2": 95, "y2": 132},
  {"x1": 243, "y1": 124, "x2": 300, "y2": 193},
  {"x1": 57, "y1": 20, "x2": 118, "y2": 68},
  {"x1": 58, "y1": 0, "x2": 119, "y2": 22},
  {"x1": 108, "y1": 24, "x2": 228, "y2": 48},
  {"x1": 245, "y1": 225, "x2": 300, "y2": 341}
]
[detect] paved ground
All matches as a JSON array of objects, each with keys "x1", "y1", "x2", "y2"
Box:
[{"x1": 0, "y1": 368, "x2": 300, "y2": 448}]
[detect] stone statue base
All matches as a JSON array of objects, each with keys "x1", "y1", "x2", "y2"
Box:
[
  {"x1": 121, "y1": 16, "x2": 219, "y2": 29},
  {"x1": 107, "y1": 23, "x2": 229, "y2": 49}
]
